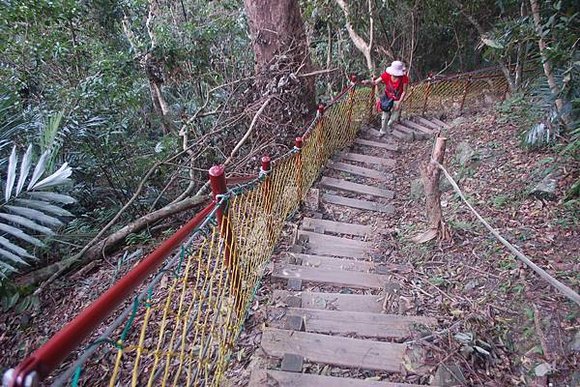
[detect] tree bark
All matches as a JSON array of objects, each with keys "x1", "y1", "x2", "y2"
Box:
[
  {"x1": 420, "y1": 137, "x2": 449, "y2": 240},
  {"x1": 335, "y1": 0, "x2": 375, "y2": 77},
  {"x1": 243, "y1": 0, "x2": 315, "y2": 112},
  {"x1": 529, "y1": 0, "x2": 570, "y2": 127}
]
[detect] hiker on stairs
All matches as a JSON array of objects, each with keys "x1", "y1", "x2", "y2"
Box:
[{"x1": 370, "y1": 60, "x2": 409, "y2": 136}]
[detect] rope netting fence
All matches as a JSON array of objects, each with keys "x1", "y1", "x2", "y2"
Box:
[
  {"x1": 5, "y1": 67, "x2": 511, "y2": 387},
  {"x1": 404, "y1": 67, "x2": 509, "y2": 115},
  {"x1": 5, "y1": 82, "x2": 373, "y2": 387}
]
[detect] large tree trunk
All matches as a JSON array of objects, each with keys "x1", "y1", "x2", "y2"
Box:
[{"x1": 243, "y1": 0, "x2": 316, "y2": 113}]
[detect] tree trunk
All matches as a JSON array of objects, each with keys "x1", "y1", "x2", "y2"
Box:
[
  {"x1": 243, "y1": 0, "x2": 315, "y2": 112},
  {"x1": 420, "y1": 137, "x2": 449, "y2": 240},
  {"x1": 529, "y1": 0, "x2": 570, "y2": 127},
  {"x1": 335, "y1": 0, "x2": 375, "y2": 77}
]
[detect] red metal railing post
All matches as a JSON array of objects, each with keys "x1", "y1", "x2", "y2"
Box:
[
  {"x1": 259, "y1": 156, "x2": 274, "y2": 242},
  {"x1": 5, "y1": 202, "x2": 215, "y2": 387},
  {"x1": 422, "y1": 80, "x2": 432, "y2": 115},
  {"x1": 294, "y1": 137, "x2": 303, "y2": 199},
  {"x1": 459, "y1": 77, "x2": 472, "y2": 114},
  {"x1": 315, "y1": 103, "x2": 325, "y2": 163},
  {"x1": 346, "y1": 75, "x2": 357, "y2": 142},
  {"x1": 208, "y1": 165, "x2": 241, "y2": 313}
]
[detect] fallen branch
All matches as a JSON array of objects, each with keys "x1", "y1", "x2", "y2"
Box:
[
  {"x1": 436, "y1": 161, "x2": 580, "y2": 306},
  {"x1": 297, "y1": 68, "x2": 339, "y2": 77},
  {"x1": 223, "y1": 96, "x2": 273, "y2": 166}
]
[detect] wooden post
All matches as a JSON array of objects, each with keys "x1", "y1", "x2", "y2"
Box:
[{"x1": 420, "y1": 136, "x2": 449, "y2": 239}]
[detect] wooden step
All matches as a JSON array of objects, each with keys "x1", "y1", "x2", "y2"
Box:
[
  {"x1": 297, "y1": 233, "x2": 369, "y2": 258},
  {"x1": 250, "y1": 370, "x2": 424, "y2": 387},
  {"x1": 339, "y1": 152, "x2": 396, "y2": 168},
  {"x1": 354, "y1": 138, "x2": 398, "y2": 151},
  {"x1": 272, "y1": 290, "x2": 387, "y2": 313},
  {"x1": 392, "y1": 124, "x2": 429, "y2": 140},
  {"x1": 272, "y1": 264, "x2": 388, "y2": 289},
  {"x1": 399, "y1": 120, "x2": 434, "y2": 135},
  {"x1": 430, "y1": 117, "x2": 451, "y2": 129},
  {"x1": 416, "y1": 116, "x2": 442, "y2": 131},
  {"x1": 391, "y1": 130, "x2": 411, "y2": 141},
  {"x1": 297, "y1": 230, "x2": 370, "y2": 249},
  {"x1": 301, "y1": 217, "x2": 372, "y2": 236},
  {"x1": 322, "y1": 193, "x2": 395, "y2": 214},
  {"x1": 321, "y1": 177, "x2": 394, "y2": 199},
  {"x1": 328, "y1": 161, "x2": 393, "y2": 181},
  {"x1": 261, "y1": 328, "x2": 406, "y2": 372},
  {"x1": 290, "y1": 253, "x2": 375, "y2": 273},
  {"x1": 269, "y1": 307, "x2": 437, "y2": 339}
]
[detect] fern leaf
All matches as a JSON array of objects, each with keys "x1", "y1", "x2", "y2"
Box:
[
  {"x1": 15, "y1": 144, "x2": 32, "y2": 196},
  {"x1": 14, "y1": 199, "x2": 74, "y2": 217},
  {"x1": 4, "y1": 205, "x2": 63, "y2": 226},
  {"x1": 0, "y1": 236, "x2": 34, "y2": 258},
  {"x1": 27, "y1": 151, "x2": 49, "y2": 190},
  {"x1": 0, "y1": 213, "x2": 55, "y2": 235},
  {"x1": 28, "y1": 191, "x2": 76, "y2": 204},
  {"x1": 30, "y1": 162, "x2": 72, "y2": 190},
  {"x1": 0, "y1": 223, "x2": 44, "y2": 247},
  {"x1": 5, "y1": 146, "x2": 17, "y2": 202},
  {"x1": 0, "y1": 247, "x2": 29, "y2": 265}
]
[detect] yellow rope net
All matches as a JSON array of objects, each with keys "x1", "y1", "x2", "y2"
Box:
[
  {"x1": 63, "y1": 85, "x2": 373, "y2": 387},
  {"x1": 54, "y1": 69, "x2": 507, "y2": 386},
  {"x1": 404, "y1": 68, "x2": 508, "y2": 115}
]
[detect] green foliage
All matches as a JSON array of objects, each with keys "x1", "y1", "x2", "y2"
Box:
[{"x1": 0, "y1": 145, "x2": 75, "y2": 280}]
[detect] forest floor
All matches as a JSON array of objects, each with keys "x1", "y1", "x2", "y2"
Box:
[
  {"x1": 225, "y1": 107, "x2": 579, "y2": 386},
  {"x1": 1, "y1": 106, "x2": 578, "y2": 386}
]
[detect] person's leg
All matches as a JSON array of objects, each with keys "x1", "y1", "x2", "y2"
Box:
[
  {"x1": 388, "y1": 108, "x2": 400, "y2": 127},
  {"x1": 380, "y1": 111, "x2": 390, "y2": 134}
]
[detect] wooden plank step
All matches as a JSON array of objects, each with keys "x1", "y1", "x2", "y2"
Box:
[
  {"x1": 391, "y1": 130, "x2": 411, "y2": 141},
  {"x1": 272, "y1": 264, "x2": 388, "y2": 289},
  {"x1": 400, "y1": 120, "x2": 434, "y2": 135},
  {"x1": 270, "y1": 307, "x2": 437, "y2": 339},
  {"x1": 249, "y1": 369, "x2": 425, "y2": 387},
  {"x1": 430, "y1": 117, "x2": 451, "y2": 129},
  {"x1": 272, "y1": 290, "x2": 386, "y2": 313},
  {"x1": 416, "y1": 116, "x2": 442, "y2": 130},
  {"x1": 297, "y1": 230, "x2": 370, "y2": 249},
  {"x1": 328, "y1": 161, "x2": 393, "y2": 181},
  {"x1": 290, "y1": 253, "x2": 375, "y2": 273},
  {"x1": 392, "y1": 123, "x2": 414, "y2": 134},
  {"x1": 301, "y1": 217, "x2": 371, "y2": 236},
  {"x1": 321, "y1": 177, "x2": 394, "y2": 199},
  {"x1": 340, "y1": 152, "x2": 396, "y2": 168},
  {"x1": 354, "y1": 138, "x2": 398, "y2": 151},
  {"x1": 322, "y1": 193, "x2": 395, "y2": 214},
  {"x1": 261, "y1": 328, "x2": 406, "y2": 372}
]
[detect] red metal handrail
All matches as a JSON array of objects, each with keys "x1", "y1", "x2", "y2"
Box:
[{"x1": 7, "y1": 201, "x2": 215, "y2": 387}]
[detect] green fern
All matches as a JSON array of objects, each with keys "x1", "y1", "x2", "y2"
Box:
[{"x1": 0, "y1": 145, "x2": 75, "y2": 280}]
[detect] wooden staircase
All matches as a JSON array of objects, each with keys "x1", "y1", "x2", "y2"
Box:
[
  {"x1": 248, "y1": 118, "x2": 450, "y2": 386},
  {"x1": 369, "y1": 116, "x2": 451, "y2": 142}
]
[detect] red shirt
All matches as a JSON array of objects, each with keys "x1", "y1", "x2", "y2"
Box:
[{"x1": 380, "y1": 72, "x2": 409, "y2": 101}]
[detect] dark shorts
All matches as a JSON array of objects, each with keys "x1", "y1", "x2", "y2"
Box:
[{"x1": 379, "y1": 94, "x2": 394, "y2": 112}]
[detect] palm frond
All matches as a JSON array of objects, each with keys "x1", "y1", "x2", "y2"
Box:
[{"x1": 0, "y1": 146, "x2": 76, "y2": 279}]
